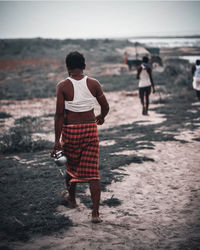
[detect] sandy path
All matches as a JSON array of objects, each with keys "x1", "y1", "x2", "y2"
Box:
[
  {"x1": 16, "y1": 140, "x2": 200, "y2": 250},
  {"x1": 0, "y1": 90, "x2": 165, "y2": 132},
  {"x1": 12, "y1": 91, "x2": 200, "y2": 250}
]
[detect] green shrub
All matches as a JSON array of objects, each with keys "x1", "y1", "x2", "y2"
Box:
[
  {"x1": 14, "y1": 116, "x2": 43, "y2": 132},
  {"x1": 0, "y1": 112, "x2": 12, "y2": 119},
  {"x1": 0, "y1": 116, "x2": 52, "y2": 154}
]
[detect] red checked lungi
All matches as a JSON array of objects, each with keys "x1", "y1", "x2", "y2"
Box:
[{"x1": 61, "y1": 123, "x2": 100, "y2": 183}]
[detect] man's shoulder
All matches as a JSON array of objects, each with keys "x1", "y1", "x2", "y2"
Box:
[
  {"x1": 87, "y1": 76, "x2": 99, "y2": 83},
  {"x1": 86, "y1": 76, "x2": 102, "y2": 96},
  {"x1": 57, "y1": 78, "x2": 70, "y2": 88},
  {"x1": 87, "y1": 77, "x2": 101, "y2": 87}
]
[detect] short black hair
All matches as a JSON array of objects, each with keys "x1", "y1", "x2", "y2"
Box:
[
  {"x1": 142, "y1": 56, "x2": 149, "y2": 63},
  {"x1": 65, "y1": 51, "x2": 85, "y2": 70},
  {"x1": 196, "y1": 59, "x2": 200, "y2": 65}
]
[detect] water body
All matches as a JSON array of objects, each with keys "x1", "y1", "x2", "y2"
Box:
[
  {"x1": 129, "y1": 37, "x2": 200, "y2": 63},
  {"x1": 129, "y1": 37, "x2": 200, "y2": 48},
  {"x1": 180, "y1": 55, "x2": 200, "y2": 63}
]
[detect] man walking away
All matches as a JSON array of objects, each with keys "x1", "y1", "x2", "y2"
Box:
[{"x1": 137, "y1": 56, "x2": 155, "y2": 115}]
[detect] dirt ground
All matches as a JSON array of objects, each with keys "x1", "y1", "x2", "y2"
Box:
[
  {"x1": 10, "y1": 91, "x2": 200, "y2": 250},
  {"x1": 0, "y1": 39, "x2": 200, "y2": 249}
]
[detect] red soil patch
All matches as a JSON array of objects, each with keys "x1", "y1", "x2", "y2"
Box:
[{"x1": 0, "y1": 58, "x2": 61, "y2": 72}]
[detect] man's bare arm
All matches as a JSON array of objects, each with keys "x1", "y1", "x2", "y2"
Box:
[
  {"x1": 95, "y1": 82, "x2": 109, "y2": 125},
  {"x1": 147, "y1": 68, "x2": 155, "y2": 92},
  {"x1": 53, "y1": 83, "x2": 65, "y2": 154},
  {"x1": 137, "y1": 66, "x2": 142, "y2": 79}
]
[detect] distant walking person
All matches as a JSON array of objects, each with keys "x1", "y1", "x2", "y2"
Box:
[
  {"x1": 192, "y1": 59, "x2": 200, "y2": 101},
  {"x1": 137, "y1": 56, "x2": 155, "y2": 115},
  {"x1": 51, "y1": 51, "x2": 109, "y2": 223}
]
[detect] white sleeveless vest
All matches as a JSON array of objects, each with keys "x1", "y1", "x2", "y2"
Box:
[
  {"x1": 65, "y1": 76, "x2": 97, "y2": 112},
  {"x1": 138, "y1": 64, "x2": 151, "y2": 88}
]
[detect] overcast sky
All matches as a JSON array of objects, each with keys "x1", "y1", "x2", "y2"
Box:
[{"x1": 0, "y1": 1, "x2": 200, "y2": 39}]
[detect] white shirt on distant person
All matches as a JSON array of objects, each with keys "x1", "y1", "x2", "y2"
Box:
[
  {"x1": 138, "y1": 63, "x2": 151, "y2": 88},
  {"x1": 193, "y1": 65, "x2": 200, "y2": 91}
]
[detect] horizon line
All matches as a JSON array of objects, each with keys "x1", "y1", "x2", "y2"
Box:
[{"x1": 1, "y1": 34, "x2": 200, "y2": 40}]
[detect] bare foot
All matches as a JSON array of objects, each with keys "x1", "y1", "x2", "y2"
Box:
[
  {"x1": 91, "y1": 216, "x2": 103, "y2": 223},
  {"x1": 61, "y1": 190, "x2": 77, "y2": 208},
  {"x1": 91, "y1": 211, "x2": 103, "y2": 223}
]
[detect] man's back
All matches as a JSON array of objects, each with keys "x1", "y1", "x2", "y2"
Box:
[{"x1": 60, "y1": 76, "x2": 103, "y2": 102}]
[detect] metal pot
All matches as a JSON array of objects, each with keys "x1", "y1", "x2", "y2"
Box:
[{"x1": 54, "y1": 151, "x2": 67, "y2": 166}]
